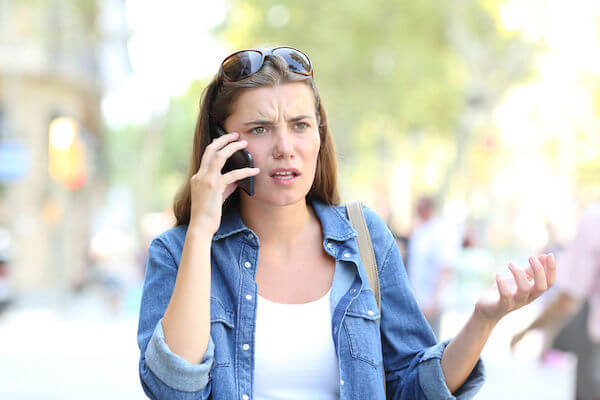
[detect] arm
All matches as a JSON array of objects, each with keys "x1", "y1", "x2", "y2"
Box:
[
  {"x1": 162, "y1": 226, "x2": 213, "y2": 363},
  {"x1": 441, "y1": 311, "x2": 495, "y2": 393},
  {"x1": 441, "y1": 254, "x2": 557, "y2": 393},
  {"x1": 523, "y1": 292, "x2": 579, "y2": 332},
  {"x1": 422, "y1": 265, "x2": 453, "y2": 320},
  {"x1": 137, "y1": 231, "x2": 214, "y2": 400},
  {"x1": 511, "y1": 292, "x2": 581, "y2": 348},
  {"x1": 361, "y1": 206, "x2": 485, "y2": 399}
]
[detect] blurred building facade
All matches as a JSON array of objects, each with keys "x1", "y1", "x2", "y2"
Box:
[{"x1": 0, "y1": 0, "x2": 130, "y2": 293}]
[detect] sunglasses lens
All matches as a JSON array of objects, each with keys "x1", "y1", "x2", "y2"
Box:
[
  {"x1": 222, "y1": 50, "x2": 264, "y2": 81},
  {"x1": 273, "y1": 47, "x2": 312, "y2": 74}
]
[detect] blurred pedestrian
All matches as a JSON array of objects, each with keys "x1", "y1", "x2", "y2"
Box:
[
  {"x1": 512, "y1": 202, "x2": 600, "y2": 400},
  {"x1": 406, "y1": 196, "x2": 457, "y2": 337}
]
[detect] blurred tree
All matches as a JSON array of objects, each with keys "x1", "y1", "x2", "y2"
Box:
[
  {"x1": 104, "y1": 80, "x2": 208, "y2": 221},
  {"x1": 111, "y1": 0, "x2": 538, "y2": 222},
  {"x1": 212, "y1": 0, "x2": 535, "y2": 205}
]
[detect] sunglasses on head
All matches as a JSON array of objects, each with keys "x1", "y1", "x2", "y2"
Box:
[{"x1": 218, "y1": 46, "x2": 313, "y2": 83}]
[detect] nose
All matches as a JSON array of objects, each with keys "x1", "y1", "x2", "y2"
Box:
[{"x1": 272, "y1": 126, "x2": 294, "y2": 159}]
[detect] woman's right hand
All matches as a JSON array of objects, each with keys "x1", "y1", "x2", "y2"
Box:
[{"x1": 189, "y1": 131, "x2": 260, "y2": 235}]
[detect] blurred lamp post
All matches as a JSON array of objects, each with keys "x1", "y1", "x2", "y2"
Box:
[{"x1": 48, "y1": 117, "x2": 86, "y2": 191}]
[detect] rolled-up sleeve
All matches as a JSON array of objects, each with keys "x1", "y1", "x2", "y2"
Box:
[
  {"x1": 418, "y1": 340, "x2": 485, "y2": 399},
  {"x1": 365, "y1": 210, "x2": 485, "y2": 399},
  {"x1": 137, "y1": 238, "x2": 214, "y2": 399}
]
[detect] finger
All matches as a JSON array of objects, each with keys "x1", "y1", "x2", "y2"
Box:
[
  {"x1": 496, "y1": 273, "x2": 513, "y2": 310},
  {"x1": 546, "y1": 253, "x2": 557, "y2": 287},
  {"x1": 223, "y1": 167, "x2": 261, "y2": 185},
  {"x1": 524, "y1": 264, "x2": 535, "y2": 281},
  {"x1": 199, "y1": 132, "x2": 240, "y2": 172},
  {"x1": 210, "y1": 131, "x2": 240, "y2": 149},
  {"x1": 528, "y1": 255, "x2": 548, "y2": 299},
  {"x1": 508, "y1": 263, "x2": 530, "y2": 304},
  {"x1": 207, "y1": 139, "x2": 249, "y2": 175},
  {"x1": 538, "y1": 253, "x2": 548, "y2": 266}
]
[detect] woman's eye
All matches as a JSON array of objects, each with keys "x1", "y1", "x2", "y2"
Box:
[
  {"x1": 250, "y1": 126, "x2": 266, "y2": 135},
  {"x1": 294, "y1": 122, "x2": 309, "y2": 131}
]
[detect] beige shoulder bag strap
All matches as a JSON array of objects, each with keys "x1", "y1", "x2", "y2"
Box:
[{"x1": 345, "y1": 199, "x2": 387, "y2": 396}]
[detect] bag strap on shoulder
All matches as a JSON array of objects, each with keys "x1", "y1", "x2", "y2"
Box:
[
  {"x1": 345, "y1": 199, "x2": 387, "y2": 396},
  {"x1": 345, "y1": 199, "x2": 381, "y2": 311}
]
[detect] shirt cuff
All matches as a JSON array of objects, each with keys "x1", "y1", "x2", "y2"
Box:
[
  {"x1": 145, "y1": 317, "x2": 215, "y2": 392},
  {"x1": 418, "y1": 339, "x2": 485, "y2": 400}
]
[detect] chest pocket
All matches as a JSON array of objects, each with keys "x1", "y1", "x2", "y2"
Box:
[
  {"x1": 210, "y1": 297, "x2": 235, "y2": 368},
  {"x1": 342, "y1": 289, "x2": 382, "y2": 367}
]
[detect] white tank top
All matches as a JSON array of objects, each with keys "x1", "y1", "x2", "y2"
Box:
[{"x1": 253, "y1": 286, "x2": 340, "y2": 400}]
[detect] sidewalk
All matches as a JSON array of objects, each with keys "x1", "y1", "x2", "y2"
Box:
[{"x1": 0, "y1": 287, "x2": 146, "y2": 399}]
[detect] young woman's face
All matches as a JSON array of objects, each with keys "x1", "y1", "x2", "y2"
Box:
[{"x1": 224, "y1": 82, "x2": 320, "y2": 207}]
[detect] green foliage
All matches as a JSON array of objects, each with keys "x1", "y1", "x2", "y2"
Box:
[
  {"x1": 217, "y1": 0, "x2": 466, "y2": 134},
  {"x1": 107, "y1": 0, "x2": 533, "y2": 213},
  {"x1": 211, "y1": 0, "x2": 530, "y2": 193}
]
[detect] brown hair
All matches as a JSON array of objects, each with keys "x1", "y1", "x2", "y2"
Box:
[{"x1": 172, "y1": 54, "x2": 341, "y2": 227}]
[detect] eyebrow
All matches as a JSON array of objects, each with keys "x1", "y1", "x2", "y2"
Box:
[{"x1": 242, "y1": 115, "x2": 312, "y2": 126}]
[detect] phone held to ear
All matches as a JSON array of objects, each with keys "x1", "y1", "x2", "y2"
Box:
[{"x1": 210, "y1": 121, "x2": 255, "y2": 196}]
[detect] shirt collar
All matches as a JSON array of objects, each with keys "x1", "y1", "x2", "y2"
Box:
[{"x1": 212, "y1": 197, "x2": 357, "y2": 242}]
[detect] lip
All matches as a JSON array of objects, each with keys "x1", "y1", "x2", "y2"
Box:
[{"x1": 269, "y1": 167, "x2": 301, "y2": 177}]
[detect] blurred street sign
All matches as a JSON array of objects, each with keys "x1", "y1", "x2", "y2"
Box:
[{"x1": 0, "y1": 142, "x2": 30, "y2": 182}]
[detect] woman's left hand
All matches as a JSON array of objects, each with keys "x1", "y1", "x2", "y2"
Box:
[{"x1": 473, "y1": 253, "x2": 557, "y2": 324}]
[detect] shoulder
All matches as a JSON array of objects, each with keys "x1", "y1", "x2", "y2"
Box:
[
  {"x1": 149, "y1": 224, "x2": 189, "y2": 258},
  {"x1": 335, "y1": 202, "x2": 394, "y2": 241},
  {"x1": 335, "y1": 201, "x2": 396, "y2": 263}
]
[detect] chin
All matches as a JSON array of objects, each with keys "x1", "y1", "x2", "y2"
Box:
[{"x1": 241, "y1": 185, "x2": 310, "y2": 207}]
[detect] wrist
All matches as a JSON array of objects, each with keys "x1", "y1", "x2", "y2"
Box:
[
  {"x1": 187, "y1": 223, "x2": 215, "y2": 242},
  {"x1": 471, "y1": 306, "x2": 500, "y2": 332}
]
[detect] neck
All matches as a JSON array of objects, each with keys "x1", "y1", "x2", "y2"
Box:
[{"x1": 240, "y1": 197, "x2": 315, "y2": 250}]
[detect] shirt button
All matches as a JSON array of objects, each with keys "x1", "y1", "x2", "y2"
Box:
[
  {"x1": 242, "y1": 395, "x2": 249, "y2": 400},
  {"x1": 367, "y1": 310, "x2": 375, "y2": 316},
  {"x1": 244, "y1": 261, "x2": 251, "y2": 268},
  {"x1": 245, "y1": 294, "x2": 252, "y2": 301},
  {"x1": 247, "y1": 233, "x2": 253, "y2": 240},
  {"x1": 350, "y1": 288, "x2": 356, "y2": 295},
  {"x1": 340, "y1": 379, "x2": 344, "y2": 386},
  {"x1": 242, "y1": 344, "x2": 250, "y2": 351},
  {"x1": 327, "y1": 242, "x2": 333, "y2": 249},
  {"x1": 343, "y1": 252, "x2": 351, "y2": 258}
]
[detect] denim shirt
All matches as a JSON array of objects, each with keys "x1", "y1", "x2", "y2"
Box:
[{"x1": 137, "y1": 198, "x2": 485, "y2": 399}]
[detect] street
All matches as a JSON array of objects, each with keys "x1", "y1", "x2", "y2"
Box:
[
  {"x1": 0, "y1": 288, "x2": 576, "y2": 399},
  {"x1": 0, "y1": 287, "x2": 146, "y2": 400}
]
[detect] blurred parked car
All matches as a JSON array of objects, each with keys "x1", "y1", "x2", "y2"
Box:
[{"x1": 0, "y1": 227, "x2": 16, "y2": 313}]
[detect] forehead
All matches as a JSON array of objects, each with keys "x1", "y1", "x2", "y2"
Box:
[{"x1": 230, "y1": 82, "x2": 316, "y2": 120}]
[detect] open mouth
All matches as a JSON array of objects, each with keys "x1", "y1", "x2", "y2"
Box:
[{"x1": 271, "y1": 172, "x2": 299, "y2": 184}]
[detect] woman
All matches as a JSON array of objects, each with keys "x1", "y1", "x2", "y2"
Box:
[{"x1": 136, "y1": 46, "x2": 557, "y2": 400}]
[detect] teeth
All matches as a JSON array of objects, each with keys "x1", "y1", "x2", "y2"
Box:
[{"x1": 274, "y1": 171, "x2": 294, "y2": 176}]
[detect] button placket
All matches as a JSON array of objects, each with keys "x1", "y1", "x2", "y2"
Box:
[{"x1": 238, "y1": 245, "x2": 257, "y2": 398}]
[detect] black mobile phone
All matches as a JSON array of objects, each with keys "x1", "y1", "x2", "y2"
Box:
[{"x1": 210, "y1": 121, "x2": 254, "y2": 196}]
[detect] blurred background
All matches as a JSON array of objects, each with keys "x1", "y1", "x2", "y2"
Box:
[{"x1": 0, "y1": 0, "x2": 598, "y2": 398}]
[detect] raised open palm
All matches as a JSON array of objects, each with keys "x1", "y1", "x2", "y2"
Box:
[{"x1": 474, "y1": 254, "x2": 557, "y2": 322}]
